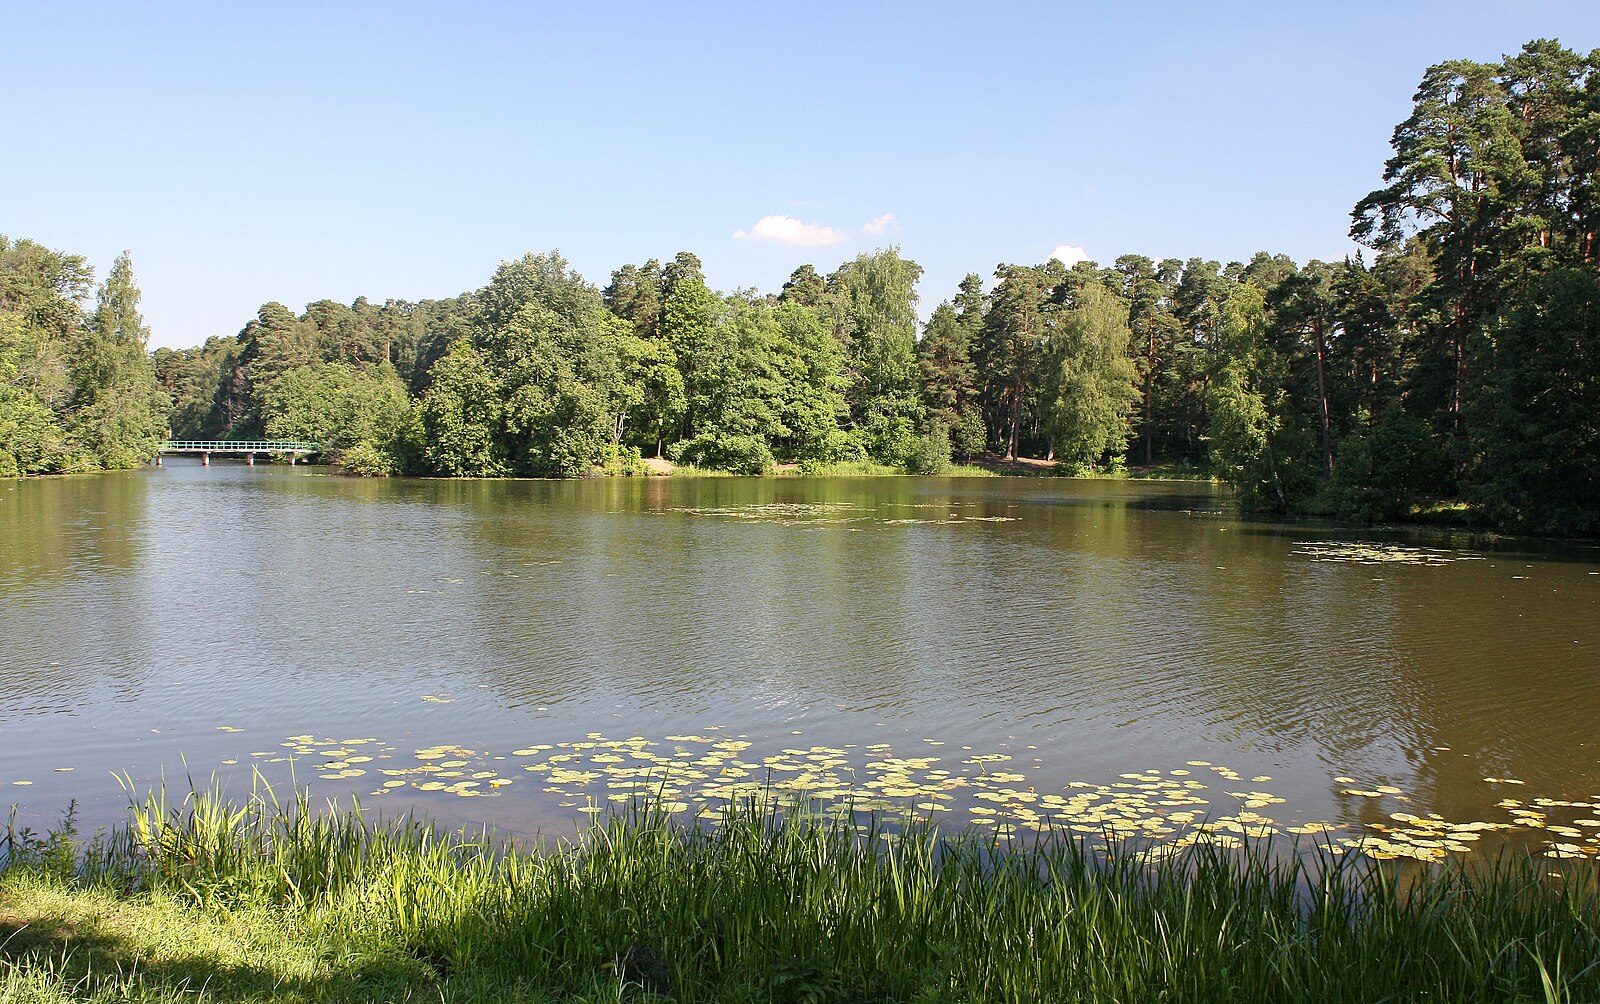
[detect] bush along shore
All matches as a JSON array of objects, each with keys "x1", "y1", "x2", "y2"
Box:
[{"x1": 3, "y1": 790, "x2": 1599, "y2": 1003}]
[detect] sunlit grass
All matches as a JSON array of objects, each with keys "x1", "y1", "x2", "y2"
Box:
[
  {"x1": 789, "y1": 460, "x2": 908, "y2": 477},
  {"x1": 4, "y1": 788, "x2": 1599, "y2": 1003},
  {"x1": 662, "y1": 464, "x2": 743, "y2": 478}
]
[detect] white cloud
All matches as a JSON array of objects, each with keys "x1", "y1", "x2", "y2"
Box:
[
  {"x1": 862, "y1": 213, "x2": 898, "y2": 236},
  {"x1": 1051, "y1": 244, "x2": 1090, "y2": 267},
  {"x1": 732, "y1": 215, "x2": 848, "y2": 246}
]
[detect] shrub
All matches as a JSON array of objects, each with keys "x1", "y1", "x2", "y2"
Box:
[
  {"x1": 673, "y1": 433, "x2": 776, "y2": 475},
  {"x1": 906, "y1": 420, "x2": 952, "y2": 475}
]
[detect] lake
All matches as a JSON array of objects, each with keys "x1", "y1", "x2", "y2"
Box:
[{"x1": 4, "y1": 463, "x2": 1599, "y2": 861}]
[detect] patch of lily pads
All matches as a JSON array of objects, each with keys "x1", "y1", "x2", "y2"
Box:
[
  {"x1": 1291, "y1": 541, "x2": 1483, "y2": 566},
  {"x1": 664, "y1": 502, "x2": 1017, "y2": 529},
  {"x1": 254, "y1": 730, "x2": 1600, "y2": 865}
]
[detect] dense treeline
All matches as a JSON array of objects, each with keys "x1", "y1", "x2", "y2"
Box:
[
  {"x1": 0, "y1": 238, "x2": 168, "y2": 476},
  {"x1": 13, "y1": 40, "x2": 1600, "y2": 535}
]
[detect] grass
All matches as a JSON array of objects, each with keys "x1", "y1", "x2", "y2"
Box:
[
  {"x1": 663, "y1": 464, "x2": 745, "y2": 478},
  {"x1": 791, "y1": 460, "x2": 908, "y2": 477},
  {"x1": 1120, "y1": 462, "x2": 1218, "y2": 481},
  {"x1": 4, "y1": 789, "x2": 1599, "y2": 1003},
  {"x1": 1052, "y1": 462, "x2": 1218, "y2": 481}
]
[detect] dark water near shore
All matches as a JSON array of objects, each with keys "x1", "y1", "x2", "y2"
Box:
[{"x1": 3, "y1": 463, "x2": 1599, "y2": 859}]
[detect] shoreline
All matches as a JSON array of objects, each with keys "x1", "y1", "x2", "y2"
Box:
[{"x1": 4, "y1": 796, "x2": 1598, "y2": 1002}]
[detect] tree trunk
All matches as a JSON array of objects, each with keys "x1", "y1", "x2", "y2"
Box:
[
  {"x1": 1006, "y1": 381, "x2": 1022, "y2": 461},
  {"x1": 1312, "y1": 318, "x2": 1332, "y2": 480},
  {"x1": 1144, "y1": 327, "x2": 1155, "y2": 465}
]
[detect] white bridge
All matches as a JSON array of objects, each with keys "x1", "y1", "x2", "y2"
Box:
[{"x1": 157, "y1": 440, "x2": 320, "y2": 466}]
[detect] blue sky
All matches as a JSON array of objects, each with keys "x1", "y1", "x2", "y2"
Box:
[{"x1": 7, "y1": 2, "x2": 1597, "y2": 349}]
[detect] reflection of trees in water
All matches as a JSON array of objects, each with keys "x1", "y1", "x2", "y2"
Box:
[
  {"x1": 9, "y1": 472, "x2": 1594, "y2": 836},
  {"x1": 447, "y1": 478, "x2": 1600, "y2": 830},
  {"x1": 0, "y1": 471, "x2": 155, "y2": 710},
  {"x1": 1373, "y1": 559, "x2": 1600, "y2": 819},
  {"x1": 456, "y1": 477, "x2": 953, "y2": 714},
  {"x1": 0, "y1": 471, "x2": 147, "y2": 579},
  {"x1": 875, "y1": 494, "x2": 1600, "y2": 821}
]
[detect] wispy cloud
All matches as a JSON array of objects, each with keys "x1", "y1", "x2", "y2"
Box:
[
  {"x1": 862, "y1": 213, "x2": 898, "y2": 237},
  {"x1": 1051, "y1": 244, "x2": 1090, "y2": 266},
  {"x1": 733, "y1": 215, "x2": 848, "y2": 246}
]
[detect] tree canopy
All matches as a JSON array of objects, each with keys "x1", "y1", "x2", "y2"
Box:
[{"x1": 11, "y1": 38, "x2": 1598, "y2": 536}]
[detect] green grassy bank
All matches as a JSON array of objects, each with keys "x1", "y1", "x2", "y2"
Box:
[{"x1": 3, "y1": 794, "x2": 1598, "y2": 1003}]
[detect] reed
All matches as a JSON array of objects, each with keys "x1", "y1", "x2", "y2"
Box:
[{"x1": 4, "y1": 786, "x2": 1598, "y2": 1002}]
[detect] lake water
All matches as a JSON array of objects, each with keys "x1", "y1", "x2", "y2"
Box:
[{"x1": 4, "y1": 463, "x2": 1599, "y2": 861}]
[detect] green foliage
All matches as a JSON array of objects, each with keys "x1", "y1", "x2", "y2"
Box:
[
  {"x1": 259, "y1": 364, "x2": 346, "y2": 445},
  {"x1": 67, "y1": 253, "x2": 170, "y2": 469},
  {"x1": 773, "y1": 301, "x2": 850, "y2": 464},
  {"x1": 1466, "y1": 267, "x2": 1600, "y2": 535},
  {"x1": 261, "y1": 361, "x2": 410, "y2": 467},
  {"x1": 779, "y1": 264, "x2": 826, "y2": 307},
  {"x1": 1327, "y1": 407, "x2": 1450, "y2": 522},
  {"x1": 660, "y1": 253, "x2": 726, "y2": 442},
  {"x1": 597, "y1": 444, "x2": 650, "y2": 477},
  {"x1": 601, "y1": 259, "x2": 662, "y2": 339},
  {"x1": 950, "y1": 408, "x2": 986, "y2": 461},
  {"x1": 617, "y1": 333, "x2": 684, "y2": 457},
  {"x1": 859, "y1": 412, "x2": 919, "y2": 467},
  {"x1": 230, "y1": 303, "x2": 318, "y2": 436},
  {"x1": 1207, "y1": 286, "x2": 1315, "y2": 512},
  {"x1": 613, "y1": 260, "x2": 852, "y2": 469},
  {"x1": 336, "y1": 440, "x2": 400, "y2": 477},
  {"x1": 1114, "y1": 255, "x2": 1183, "y2": 465},
  {"x1": 471, "y1": 253, "x2": 630, "y2": 478},
  {"x1": 0, "y1": 322, "x2": 69, "y2": 476},
  {"x1": 906, "y1": 418, "x2": 951, "y2": 475},
  {"x1": 669, "y1": 432, "x2": 775, "y2": 475},
  {"x1": 1343, "y1": 41, "x2": 1600, "y2": 534},
  {"x1": 917, "y1": 302, "x2": 976, "y2": 429},
  {"x1": 0, "y1": 238, "x2": 167, "y2": 474},
  {"x1": 418, "y1": 339, "x2": 506, "y2": 477},
  {"x1": 154, "y1": 336, "x2": 242, "y2": 438},
  {"x1": 825, "y1": 248, "x2": 925, "y2": 462},
  {"x1": 688, "y1": 298, "x2": 790, "y2": 455},
  {"x1": 6, "y1": 792, "x2": 1600, "y2": 1003},
  {"x1": 1043, "y1": 282, "x2": 1139, "y2": 466}
]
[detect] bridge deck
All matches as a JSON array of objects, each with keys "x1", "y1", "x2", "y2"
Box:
[{"x1": 161, "y1": 440, "x2": 319, "y2": 454}]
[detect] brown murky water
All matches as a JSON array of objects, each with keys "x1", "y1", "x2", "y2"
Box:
[{"x1": 3, "y1": 463, "x2": 1599, "y2": 860}]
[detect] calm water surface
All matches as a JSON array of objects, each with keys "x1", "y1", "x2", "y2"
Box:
[{"x1": 3, "y1": 464, "x2": 1599, "y2": 856}]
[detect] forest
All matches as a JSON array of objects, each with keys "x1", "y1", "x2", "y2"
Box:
[{"x1": 4, "y1": 40, "x2": 1597, "y2": 535}]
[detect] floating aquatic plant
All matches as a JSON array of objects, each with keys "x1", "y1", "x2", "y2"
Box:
[
  {"x1": 250, "y1": 729, "x2": 1600, "y2": 864},
  {"x1": 1292, "y1": 541, "x2": 1483, "y2": 565},
  {"x1": 663, "y1": 502, "x2": 1017, "y2": 528}
]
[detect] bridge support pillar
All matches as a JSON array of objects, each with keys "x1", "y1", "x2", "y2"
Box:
[
  {"x1": 154, "y1": 455, "x2": 162, "y2": 467},
  {"x1": 287, "y1": 454, "x2": 294, "y2": 466},
  {"x1": 201, "y1": 452, "x2": 209, "y2": 467},
  {"x1": 246, "y1": 453, "x2": 254, "y2": 466}
]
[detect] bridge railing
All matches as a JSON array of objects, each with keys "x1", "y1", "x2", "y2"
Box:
[{"x1": 162, "y1": 440, "x2": 321, "y2": 452}]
